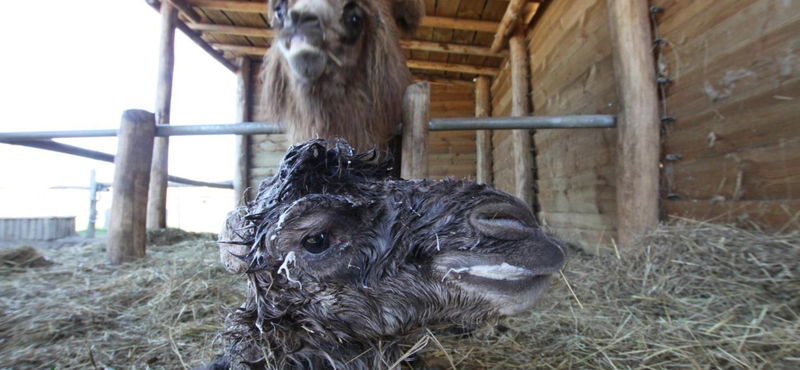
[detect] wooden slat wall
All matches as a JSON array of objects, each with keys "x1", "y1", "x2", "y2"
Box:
[
  {"x1": 507, "y1": 0, "x2": 620, "y2": 250},
  {"x1": 0, "y1": 217, "x2": 76, "y2": 241},
  {"x1": 247, "y1": 62, "x2": 477, "y2": 198},
  {"x1": 655, "y1": 0, "x2": 800, "y2": 230}
]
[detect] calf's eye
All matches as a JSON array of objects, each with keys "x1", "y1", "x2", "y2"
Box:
[{"x1": 302, "y1": 232, "x2": 331, "y2": 254}]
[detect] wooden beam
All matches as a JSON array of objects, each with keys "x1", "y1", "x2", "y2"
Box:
[
  {"x1": 414, "y1": 76, "x2": 474, "y2": 88},
  {"x1": 509, "y1": 30, "x2": 533, "y2": 208},
  {"x1": 234, "y1": 57, "x2": 251, "y2": 206},
  {"x1": 407, "y1": 60, "x2": 500, "y2": 76},
  {"x1": 607, "y1": 0, "x2": 660, "y2": 248},
  {"x1": 166, "y1": 0, "x2": 201, "y2": 23},
  {"x1": 147, "y1": 1, "x2": 177, "y2": 230},
  {"x1": 401, "y1": 82, "x2": 430, "y2": 180},
  {"x1": 185, "y1": 0, "x2": 501, "y2": 32},
  {"x1": 187, "y1": 23, "x2": 275, "y2": 38},
  {"x1": 192, "y1": 23, "x2": 505, "y2": 57},
  {"x1": 475, "y1": 76, "x2": 493, "y2": 186},
  {"x1": 491, "y1": 0, "x2": 528, "y2": 53},
  {"x1": 400, "y1": 39, "x2": 507, "y2": 58},
  {"x1": 212, "y1": 43, "x2": 268, "y2": 56},
  {"x1": 107, "y1": 110, "x2": 156, "y2": 265},
  {"x1": 421, "y1": 16, "x2": 501, "y2": 33},
  {"x1": 146, "y1": 0, "x2": 238, "y2": 73},
  {"x1": 212, "y1": 44, "x2": 501, "y2": 75}
]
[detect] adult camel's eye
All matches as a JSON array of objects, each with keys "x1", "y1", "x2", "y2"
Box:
[
  {"x1": 302, "y1": 232, "x2": 331, "y2": 254},
  {"x1": 342, "y1": 3, "x2": 364, "y2": 42},
  {"x1": 274, "y1": 1, "x2": 286, "y2": 26}
]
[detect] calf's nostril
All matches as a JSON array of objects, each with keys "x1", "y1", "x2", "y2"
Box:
[{"x1": 469, "y1": 202, "x2": 537, "y2": 241}]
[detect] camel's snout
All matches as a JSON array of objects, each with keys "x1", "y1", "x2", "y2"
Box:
[{"x1": 469, "y1": 200, "x2": 538, "y2": 241}]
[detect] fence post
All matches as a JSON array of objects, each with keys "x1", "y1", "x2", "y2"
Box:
[
  {"x1": 107, "y1": 110, "x2": 156, "y2": 265},
  {"x1": 233, "y1": 56, "x2": 251, "y2": 205},
  {"x1": 86, "y1": 169, "x2": 98, "y2": 238},
  {"x1": 607, "y1": 0, "x2": 661, "y2": 248},
  {"x1": 147, "y1": 0, "x2": 178, "y2": 229},
  {"x1": 401, "y1": 81, "x2": 430, "y2": 179},
  {"x1": 475, "y1": 76, "x2": 493, "y2": 186},
  {"x1": 510, "y1": 28, "x2": 534, "y2": 208}
]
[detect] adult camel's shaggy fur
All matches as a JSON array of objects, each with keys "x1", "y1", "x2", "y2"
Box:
[
  {"x1": 260, "y1": 0, "x2": 425, "y2": 151},
  {"x1": 213, "y1": 140, "x2": 567, "y2": 369}
]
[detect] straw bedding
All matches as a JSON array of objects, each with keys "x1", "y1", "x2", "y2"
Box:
[{"x1": 0, "y1": 222, "x2": 798, "y2": 369}]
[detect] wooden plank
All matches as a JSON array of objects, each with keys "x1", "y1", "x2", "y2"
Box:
[
  {"x1": 475, "y1": 76, "x2": 493, "y2": 186},
  {"x1": 664, "y1": 200, "x2": 800, "y2": 231},
  {"x1": 668, "y1": 137, "x2": 800, "y2": 201},
  {"x1": 107, "y1": 110, "x2": 156, "y2": 265},
  {"x1": 407, "y1": 60, "x2": 500, "y2": 75},
  {"x1": 147, "y1": 1, "x2": 178, "y2": 230},
  {"x1": 401, "y1": 82, "x2": 431, "y2": 179},
  {"x1": 608, "y1": 0, "x2": 660, "y2": 248},
  {"x1": 185, "y1": 0, "x2": 501, "y2": 32}
]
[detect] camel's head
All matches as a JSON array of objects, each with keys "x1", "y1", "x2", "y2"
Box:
[
  {"x1": 267, "y1": 0, "x2": 423, "y2": 83},
  {"x1": 219, "y1": 140, "x2": 566, "y2": 368}
]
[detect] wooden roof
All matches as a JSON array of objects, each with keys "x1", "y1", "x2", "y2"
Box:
[{"x1": 149, "y1": 0, "x2": 542, "y2": 81}]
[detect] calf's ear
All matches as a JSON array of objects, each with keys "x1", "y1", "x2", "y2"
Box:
[{"x1": 391, "y1": 0, "x2": 425, "y2": 33}]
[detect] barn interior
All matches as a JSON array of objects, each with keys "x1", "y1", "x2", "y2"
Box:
[{"x1": 1, "y1": 0, "x2": 799, "y2": 369}]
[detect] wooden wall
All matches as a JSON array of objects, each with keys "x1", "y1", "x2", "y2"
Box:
[
  {"x1": 654, "y1": 0, "x2": 800, "y2": 230},
  {"x1": 488, "y1": 0, "x2": 619, "y2": 250},
  {"x1": 246, "y1": 62, "x2": 477, "y2": 198},
  {"x1": 488, "y1": 0, "x2": 800, "y2": 249}
]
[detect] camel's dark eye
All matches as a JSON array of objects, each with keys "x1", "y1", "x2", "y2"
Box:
[
  {"x1": 342, "y1": 3, "x2": 364, "y2": 42},
  {"x1": 274, "y1": 2, "x2": 286, "y2": 25},
  {"x1": 302, "y1": 233, "x2": 331, "y2": 254}
]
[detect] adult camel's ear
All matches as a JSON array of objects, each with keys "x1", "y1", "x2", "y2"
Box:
[{"x1": 391, "y1": 0, "x2": 425, "y2": 33}]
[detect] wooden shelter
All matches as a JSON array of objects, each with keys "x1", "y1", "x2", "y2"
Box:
[{"x1": 143, "y1": 0, "x2": 800, "y2": 253}]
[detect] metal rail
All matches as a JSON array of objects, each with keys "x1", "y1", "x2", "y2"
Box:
[
  {"x1": 428, "y1": 115, "x2": 616, "y2": 131},
  {"x1": 0, "y1": 116, "x2": 615, "y2": 142},
  {"x1": 4, "y1": 140, "x2": 233, "y2": 189},
  {"x1": 0, "y1": 122, "x2": 284, "y2": 142}
]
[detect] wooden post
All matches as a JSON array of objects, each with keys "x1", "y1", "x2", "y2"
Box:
[
  {"x1": 607, "y1": 0, "x2": 660, "y2": 248},
  {"x1": 234, "y1": 57, "x2": 251, "y2": 205},
  {"x1": 475, "y1": 76, "x2": 493, "y2": 186},
  {"x1": 147, "y1": 1, "x2": 178, "y2": 230},
  {"x1": 401, "y1": 82, "x2": 430, "y2": 179},
  {"x1": 509, "y1": 29, "x2": 533, "y2": 208},
  {"x1": 107, "y1": 110, "x2": 156, "y2": 265},
  {"x1": 86, "y1": 169, "x2": 98, "y2": 238}
]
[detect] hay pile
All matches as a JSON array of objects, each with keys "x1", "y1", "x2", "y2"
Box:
[
  {"x1": 0, "y1": 232, "x2": 244, "y2": 370},
  {"x1": 427, "y1": 221, "x2": 800, "y2": 369},
  {"x1": 1, "y1": 222, "x2": 798, "y2": 369}
]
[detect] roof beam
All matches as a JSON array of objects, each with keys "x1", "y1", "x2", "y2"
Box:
[
  {"x1": 490, "y1": 0, "x2": 528, "y2": 53},
  {"x1": 189, "y1": 23, "x2": 505, "y2": 57},
  {"x1": 146, "y1": 0, "x2": 238, "y2": 73},
  {"x1": 166, "y1": 0, "x2": 201, "y2": 23},
  {"x1": 407, "y1": 60, "x2": 500, "y2": 76},
  {"x1": 211, "y1": 44, "x2": 499, "y2": 75},
  {"x1": 184, "y1": 0, "x2": 501, "y2": 32}
]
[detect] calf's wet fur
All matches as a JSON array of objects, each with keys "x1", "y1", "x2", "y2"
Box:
[{"x1": 213, "y1": 140, "x2": 566, "y2": 369}]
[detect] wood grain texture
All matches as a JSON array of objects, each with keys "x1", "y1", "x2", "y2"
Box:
[
  {"x1": 510, "y1": 32, "x2": 533, "y2": 208},
  {"x1": 108, "y1": 110, "x2": 156, "y2": 265},
  {"x1": 475, "y1": 76, "x2": 493, "y2": 186},
  {"x1": 607, "y1": 0, "x2": 660, "y2": 248},
  {"x1": 401, "y1": 82, "x2": 431, "y2": 179},
  {"x1": 234, "y1": 57, "x2": 251, "y2": 206},
  {"x1": 147, "y1": 1, "x2": 178, "y2": 230}
]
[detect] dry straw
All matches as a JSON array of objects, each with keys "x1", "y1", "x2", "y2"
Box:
[{"x1": 1, "y1": 223, "x2": 799, "y2": 369}]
